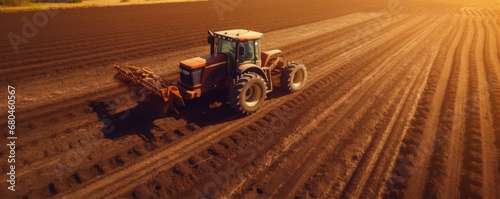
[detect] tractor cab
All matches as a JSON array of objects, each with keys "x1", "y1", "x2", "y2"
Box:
[{"x1": 209, "y1": 29, "x2": 263, "y2": 74}]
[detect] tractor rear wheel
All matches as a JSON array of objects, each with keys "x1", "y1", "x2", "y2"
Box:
[
  {"x1": 281, "y1": 62, "x2": 307, "y2": 92},
  {"x1": 229, "y1": 72, "x2": 267, "y2": 115}
]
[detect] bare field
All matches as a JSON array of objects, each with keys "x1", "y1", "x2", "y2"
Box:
[
  {"x1": 0, "y1": 0, "x2": 499, "y2": 198},
  {"x1": 0, "y1": 0, "x2": 206, "y2": 13}
]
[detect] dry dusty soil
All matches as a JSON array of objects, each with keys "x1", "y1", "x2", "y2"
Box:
[
  {"x1": 0, "y1": 0, "x2": 205, "y2": 13},
  {"x1": 1, "y1": 0, "x2": 500, "y2": 198}
]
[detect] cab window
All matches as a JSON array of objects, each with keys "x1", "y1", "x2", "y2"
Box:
[
  {"x1": 240, "y1": 40, "x2": 256, "y2": 64},
  {"x1": 217, "y1": 39, "x2": 236, "y2": 73},
  {"x1": 255, "y1": 40, "x2": 261, "y2": 66},
  {"x1": 217, "y1": 39, "x2": 236, "y2": 58}
]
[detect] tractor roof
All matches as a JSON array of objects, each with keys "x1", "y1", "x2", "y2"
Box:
[{"x1": 214, "y1": 29, "x2": 263, "y2": 42}]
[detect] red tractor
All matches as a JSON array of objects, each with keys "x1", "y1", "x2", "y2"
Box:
[{"x1": 114, "y1": 29, "x2": 307, "y2": 115}]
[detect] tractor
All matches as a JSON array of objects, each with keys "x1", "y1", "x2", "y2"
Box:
[{"x1": 114, "y1": 29, "x2": 307, "y2": 115}]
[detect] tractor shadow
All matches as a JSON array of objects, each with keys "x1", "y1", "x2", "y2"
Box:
[
  {"x1": 87, "y1": 89, "x2": 241, "y2": 141},
  {"x1": 89, "y1": 101, "x2": 158, "y2": 142},
  {"x1": 89, "y1": 81, "x2": 291, "y2": 141},
  {"x1": 266, "y1": 87, "x2": 291, "y2": 100},
  {"x1": 174, "y1": 85, "x2": 291, "y2": 123},
  {"x1": 176, "y1": 89, "x2": 245, "y2": 125},
  {"x1": 177, "y1": 82, "x2": 292, "y2": 124}
]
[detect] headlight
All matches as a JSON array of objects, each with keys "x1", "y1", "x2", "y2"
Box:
[{"x1": 180, "y1": 68, "x2": 190, "y2": 75}]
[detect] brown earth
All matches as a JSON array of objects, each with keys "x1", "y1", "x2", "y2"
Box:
[{"x1": 0, "y1": 0, "x2": 500, "y2": 198}]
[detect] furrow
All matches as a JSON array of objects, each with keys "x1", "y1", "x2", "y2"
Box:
[
  {"x1": 423, "y1": 16, "x2": 474, "y2": 199},
  {"x1": 459, "y1": 16, "x2": 485, "y2": 199},
  {"x1": 478, "y1": 15, "x2": 500, "y2": 198},
  {"x1": 235, "y1": 15, "x2": 441, "y2": 199},
  {"x1": 358, "y1": 16, "x2": 458, "y2": 199},
  {"x1": 384, "y1": 15, "x2": 465, "y2": 198},
  {"x1": 339, "y1": 16, "x2": 450, "y2": 199}
]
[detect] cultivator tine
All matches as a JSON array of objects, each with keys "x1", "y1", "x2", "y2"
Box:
[
  {"x1": 161, "y1": 86, "x2": 185, "y2": 114},
  {"x1": 113, "y1": 64, "x2": 185, "y2": 114},
  {"x1": 114, "y1": 64, "x2": 135, "y2": 82}
]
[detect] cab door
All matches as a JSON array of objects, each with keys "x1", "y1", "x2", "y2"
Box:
[{"x1": 239, "y1": 40, "x2": 261, "y2": 67}]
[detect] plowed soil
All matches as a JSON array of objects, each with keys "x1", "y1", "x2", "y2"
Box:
[{"x1": 1, "y1": 0, "x2": 500, "y2": 198}]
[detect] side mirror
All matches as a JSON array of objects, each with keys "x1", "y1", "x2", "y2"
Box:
[
  {"x1": 207, "y1": 30, "x2": 214, "y2": 44},
  {"x1": 239, "y1": 46, "x2": 245, "y2": 55}
]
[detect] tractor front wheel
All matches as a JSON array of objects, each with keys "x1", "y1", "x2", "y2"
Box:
[
  {"x1": 281, "y1": 62, "x2": 307, "y2": 92},
  {"x1": 229, "y1": 72, "x2": 267, "y2": 115}
]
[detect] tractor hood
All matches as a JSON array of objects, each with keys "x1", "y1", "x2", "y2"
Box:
[{"x1": 180, "y1": 54, "x2": 226, "y2": 69}]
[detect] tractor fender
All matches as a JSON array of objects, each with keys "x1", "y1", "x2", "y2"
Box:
[
  {"x1": 262, "y1": 49, "x2": 282, "y2": 67},
  {"x1": 264, "y1": 49, "x2": 282, "y2": 57},
  {"x1": 236, "y1": 64, "x2": 267, "y2": 81}
]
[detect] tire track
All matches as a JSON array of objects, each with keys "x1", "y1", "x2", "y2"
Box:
[
  {"x1": 283, "y1": 37, "x2": 427, "y2": 198},
  {"x1": 384, "y1": 15, "x2": 464, "y2": 198},
  {"x1": 236, "y1": 41, "x2": 417, "y2": 198},
  {"x1": 355, "y1": 17, "x2": 456, "y2": 199},
  {"x1": 305, "y1": 36, "x2": 442, "y2": 198},
  {"x1": 336, "y1": 17, "x2": 450, "y2": 199},
  {"x1": 459, "y1": 16, "x2": 485, "y2": 199},
  {"x1": 228, "y1": 15, "x2": 441, "y2": 198},
  {"x1": 423, "y1": 16, "x2": 474, "y2": 199},
  {"x1": 474, "y1": 16, "x2": 500, "y2": 198},
  {"x1": 483, "y1": 12, "x2": 500, "y2": 197}
]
